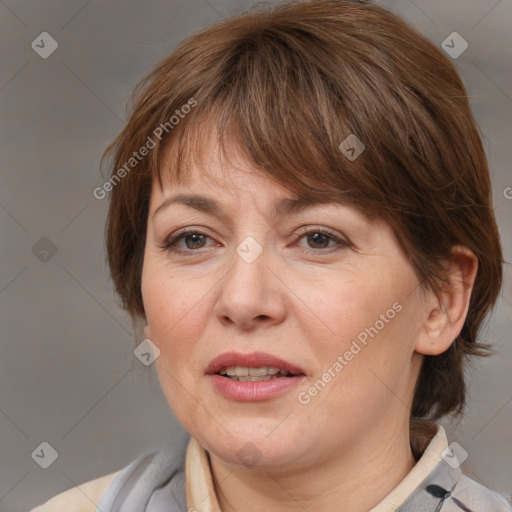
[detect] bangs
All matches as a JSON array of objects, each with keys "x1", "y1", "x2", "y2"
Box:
[{"x1": 154, "y1": 106, "x2": 372, "y2": 215}]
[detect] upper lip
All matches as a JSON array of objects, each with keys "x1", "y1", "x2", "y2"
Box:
[{"x1": 205, "y1": 351, "x2": 306, "y2": 375}]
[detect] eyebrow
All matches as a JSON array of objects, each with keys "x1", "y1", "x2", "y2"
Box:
[{"x1": 151, "y1": 193, "x2": 345, "y2": 223}]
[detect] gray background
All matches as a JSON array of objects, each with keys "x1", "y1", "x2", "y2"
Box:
[{"x1": 0, "y1": 1, "x2": 510, "y2": 510}]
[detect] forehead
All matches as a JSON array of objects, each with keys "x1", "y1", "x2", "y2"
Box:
[
  {"x1": 155, "y1": 119, "x2": 264, "y2": 187},
  {"x1": 157, "y1": 154, "x2": 292, "y2": 204},
  {"x1": 153, "y1": 119, "x2": 308, "y2": 212}
]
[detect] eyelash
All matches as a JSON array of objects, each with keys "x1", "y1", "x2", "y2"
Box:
[{"x1": 160, "y1": 226, "x2": 349, "y2": 255}]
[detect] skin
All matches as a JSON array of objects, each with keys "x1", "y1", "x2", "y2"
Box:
[{"x1": 141, "y1": 128, "x2": 478, "y2": 512}]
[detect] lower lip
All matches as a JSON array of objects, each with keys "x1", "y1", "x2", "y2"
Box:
[{"x1": 208, "y1": 374, "x2": 306, "y2": 401}]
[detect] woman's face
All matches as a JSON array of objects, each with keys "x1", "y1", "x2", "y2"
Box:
[{"x1": 141, "y1": 133, "x2": 431, "y2": 471}]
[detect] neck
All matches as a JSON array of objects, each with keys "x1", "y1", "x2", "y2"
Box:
[{"x1": 209, "y1": 420, "x2": 418, "y2": 512}]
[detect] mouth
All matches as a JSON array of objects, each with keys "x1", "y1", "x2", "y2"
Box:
[
  {"x1": 206, "y1": 351, "x2": 306, "y2": 380},
  {"x1": 206, "y1": 351, "x2": 306, "y2": 401},
  {"x1": 217, "y1": 366, "x2": 300, "y2": 382}
]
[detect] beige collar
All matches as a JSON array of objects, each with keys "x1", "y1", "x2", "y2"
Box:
[
  {"x1": 185, "y1": 436, "x2": 220, "y2": 512},
  {"x1": 185, "y1": 425, "x2": 448, "y2": 512},
  {"x1": 370, "y1": 425, "x2": 448, "y2": 511}
]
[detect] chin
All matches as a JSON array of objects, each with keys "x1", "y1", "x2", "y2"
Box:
[{"x1": 191, "y1": 418, "x2": 312, "y2": 470}]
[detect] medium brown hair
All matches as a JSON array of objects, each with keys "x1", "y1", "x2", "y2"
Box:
[{"x1": 102, "y1": 0, "x2": 504, "y2": 429}]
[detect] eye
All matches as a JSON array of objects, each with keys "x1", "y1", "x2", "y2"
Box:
[
  {"x1": 160, "y1": 226, "x2": 349, "y2": 255},
  {"x1": 293, "y1": 227, "x2": 349, "y2": 254},
  {"x1": 161, "y1": 227, "x2": 217, "y2": 253}
]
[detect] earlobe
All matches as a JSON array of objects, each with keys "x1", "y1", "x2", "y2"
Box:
[
  {"x1": 415, "y1": 245, "x2": 478, "y2": 356},
  {"x1": 416, "y1": 298, "x2": 451, "y2": 355}
]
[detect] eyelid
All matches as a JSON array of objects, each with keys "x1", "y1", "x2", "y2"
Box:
[{"x1": 294, "y1": 225, "x2": 340, "y2": 238}]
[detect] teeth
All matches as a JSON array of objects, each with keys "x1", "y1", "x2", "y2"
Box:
[
  {"x1": 235, "y1": 366, "x2": 249, "y2": 376},
  {"x1": 218, "y1": 366, "x2": 292, "y2": 379},
  {"x1": 231, "y1": 375, "x2": 281, "y2": 382},
  {"x1": 249, "y1": 367, "x2": 267, "y2": 376}
]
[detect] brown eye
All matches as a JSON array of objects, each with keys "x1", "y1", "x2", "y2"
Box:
[
  {"x1": 183, "y1": 233, "x2": 207, "y2": 249},
  {"x1": 306, "y1": 232, "x2": 331, "y2": 249},
  {"x1": 294, "y1": 227, "x2": 350, "y2": 254},
  {"x1": 162, "y1": 228, "x2": 215, "y2": 253}
]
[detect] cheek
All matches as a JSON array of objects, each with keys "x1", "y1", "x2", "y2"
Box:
[
  {"x1": 307, "y1": 276, "x2": 392, "y2": 349},
  {"x1": 142, "y1": 267, "x2": 208, "y2": 358},
  {"x1": 321, "y1": 296, "x2": 420, "y2": 409},
  {"x1": 303, "y1": 273, "x2": 417, "y2": 386}
]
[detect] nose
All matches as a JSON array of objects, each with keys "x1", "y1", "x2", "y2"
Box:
[{"x1": 213, "y1": 242, "x2": 287, "y2": 331}]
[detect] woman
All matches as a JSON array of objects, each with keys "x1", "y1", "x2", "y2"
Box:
[{"x1": 32, "y1": 0, "x2": 511, "y2": 510}]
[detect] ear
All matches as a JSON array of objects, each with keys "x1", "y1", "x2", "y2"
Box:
[{"x1": 415, "y1": 246, "x2": 478, "y2": 356}]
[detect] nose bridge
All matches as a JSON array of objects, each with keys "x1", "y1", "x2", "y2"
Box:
[
  {"x1": 214, "y1": 234, "x2": 285, "y2": 328},
  {"x1": 226, "y1": 235, "x2": 269, "y2": 301},
  {"x1": 236, "y1": 234, "x2": 265, "y2": 266}
]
